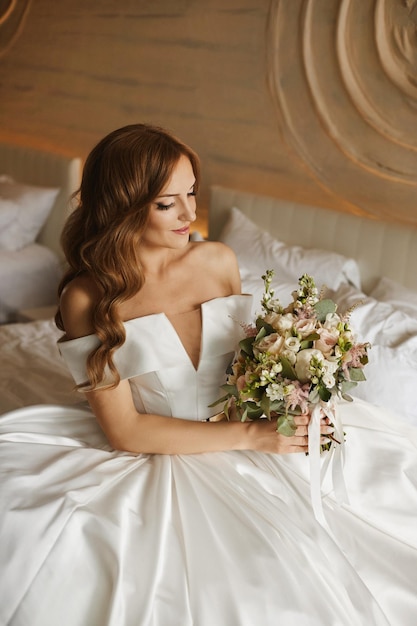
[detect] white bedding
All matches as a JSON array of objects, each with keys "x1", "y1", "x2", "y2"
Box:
[
  {"x1": 0, "y1": 243, "x2": 62, "y2": 323},
  {"x1": 0, "y1": 319, "x2": 84, "y2": 413}
]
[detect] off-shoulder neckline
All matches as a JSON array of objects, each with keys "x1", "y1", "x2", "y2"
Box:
[{"x1": 59, "y1": 294, "x2": 251, "y2": 345}]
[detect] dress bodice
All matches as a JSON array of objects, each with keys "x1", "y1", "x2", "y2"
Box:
[{"x1": 59, "y1": 295, "x2": 252, "y2": 421}]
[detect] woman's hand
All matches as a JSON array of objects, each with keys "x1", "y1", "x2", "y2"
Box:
[{"x1": 244, "y1": 414, "x2": 334, "y2": 454}]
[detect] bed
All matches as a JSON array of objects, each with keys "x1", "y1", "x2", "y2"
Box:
[
  {"x1": 0, "y1": 184, "x2": 417, "y2": 428},
  {"x1": 0, "y1": 141, "x2": 82, "y2": 323}
]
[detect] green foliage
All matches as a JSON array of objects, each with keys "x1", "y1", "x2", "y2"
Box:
[
  {"x1": 276, "y1": 414, "x2": 297, "y2": 436},
  {"x1": 280, "y1": 356, "x2": 297, "y2": 380},
  {"x1": 314, "y1": 298, "x2": 337, "y2": 322},
  {"x1": 348, "y1": 367, "x2": 366, "y2": 382}
]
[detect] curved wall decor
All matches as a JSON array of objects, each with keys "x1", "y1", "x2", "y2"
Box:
[
  {"x1": 267, "y1": 0, "x2": 417, "y2": 225},
  {"x1": 0, "y1": 0, "x2": 32, "y2": 59}
]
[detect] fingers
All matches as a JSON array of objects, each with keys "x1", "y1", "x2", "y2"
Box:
[
  {"x1": 284, "y1": 436, "x2": 332, "y2": 454},
  {"x1": 292, "y1": 435, "x2": 308, "y2": 447},
  {"x1": 293, "y1": 414, "x2": 309, "y2": 426},
  {"x1": 293, "y1": 420, "x2": 334, "y2": 437},
  {"x1": 253, "y1": 417, "x2": 335, "y2": 455},
  {"x1": 294, "y1": 413, "x2": 334, "y2": 437}
]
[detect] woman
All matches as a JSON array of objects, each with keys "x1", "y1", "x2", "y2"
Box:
[
  {"x1": 1, "y1": 123, "x2": 416, "y2": 626},
  {"x1": 57, "y1": 123, "x2": 318, "y2": 456}
]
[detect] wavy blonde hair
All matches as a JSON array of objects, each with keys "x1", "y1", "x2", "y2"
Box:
[{"x1": 56, "y1": 123, "x2": 200, "y2": 389}]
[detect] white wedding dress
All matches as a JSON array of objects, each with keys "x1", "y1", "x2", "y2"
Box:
[{"x1": 1, "y1": 295, "x2": 417, "y2": 626}]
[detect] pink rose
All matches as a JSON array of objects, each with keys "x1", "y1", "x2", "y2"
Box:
[
  {"x1": 254, "y1": 333, "x2": 285, "y2": 357},
  {"x1": 314, "y1": 328, "x2": 338, "y2": 357}
]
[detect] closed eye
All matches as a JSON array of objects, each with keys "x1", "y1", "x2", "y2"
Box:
[{"x1": 156, "y1": 202, "x2": 175, "y2": 210}]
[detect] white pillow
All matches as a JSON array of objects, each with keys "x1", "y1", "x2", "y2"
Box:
[
  {"x1": 0, "y1": 200, "x2": 16, "y2": 229},
  {"x1": 350, "y1": 344, "x2": 417, "y2": 427},
  {"x1": 324, "y1": 282, "x2": 417, "y2": 427},
  {"x1": 369, "y1": 276, "x2": 417, "y2": 319},
  {"x1": 327, "y1": 282, "x2": 417, "y2": 350},
  {"x1": 0, "y1": 175, "x2": 60, "y2": 251},
  {"x1": 219, "y1": 207, "x2": 361, "y2": 291}
]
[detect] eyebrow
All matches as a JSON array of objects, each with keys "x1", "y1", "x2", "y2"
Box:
[{"x1": 156, "y1": 182, "x2": 196, "y2": 199}]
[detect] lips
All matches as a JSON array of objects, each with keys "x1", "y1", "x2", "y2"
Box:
[{"x1": 173, "y1": 226, "x2": 190, "y2": 235}]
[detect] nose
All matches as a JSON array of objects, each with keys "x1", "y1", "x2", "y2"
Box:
[{"x1": 180, "y1": 196, "x2": 197, "y2": 222}]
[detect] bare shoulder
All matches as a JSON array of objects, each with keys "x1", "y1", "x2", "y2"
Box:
[
  {"x1": 190, "y1": 239, "x2": 234, "y2": 259},
  {"x1": 188, "y1": 241, "x2": 241, "y2": 294},
  {"x1": 59, "y1": 274, "x2": 101, "y2": 339}
]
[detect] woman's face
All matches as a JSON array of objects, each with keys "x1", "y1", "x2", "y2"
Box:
[{"x1": 141, "y1": 155, "x2": 197, "y2": 250}]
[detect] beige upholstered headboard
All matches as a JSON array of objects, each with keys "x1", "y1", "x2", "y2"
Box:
[
  {"x1": 0, "y1": 141, "x2": 82, "y2": 261},
  {"x1": 209, "y1": 185, "x2": 417, "y2": 295}
]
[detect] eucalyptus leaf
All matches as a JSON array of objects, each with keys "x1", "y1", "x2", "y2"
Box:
[
  {"x1": 349, "y1": 367, "x2": 366, "y2": 382},
  {"x1": 314, "y1": 299, "x2": 337, "y2": 322},
  {"x1": 270, "y1": 399, "x2": 285, "y2": 413},
  {"x1": 341, "y1": 380, "x2": 357, "y2": 394},
  {"x1": 276, "y1": 414, "x2": 297, "y2": 437}
]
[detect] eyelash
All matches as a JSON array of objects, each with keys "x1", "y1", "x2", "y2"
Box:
[{"x1": 156, "y1": 191, "x2": 196, "y2": 211}]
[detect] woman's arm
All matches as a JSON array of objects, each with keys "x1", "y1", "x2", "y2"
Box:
[{"x1": 85, "y1": 380, "x2": 315, "y2": 455}]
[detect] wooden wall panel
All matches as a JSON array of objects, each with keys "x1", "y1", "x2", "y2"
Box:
[
  {"x1": 267, "y1": 0, "x2": 417, "y2": 226},
  {"x1": 1, "y1": 0, "x2": 416, "y2": 235}
]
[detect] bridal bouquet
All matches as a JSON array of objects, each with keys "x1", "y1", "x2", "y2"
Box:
[{"x1": 212, "y1": 270, "x2": 370, "y2": 453}]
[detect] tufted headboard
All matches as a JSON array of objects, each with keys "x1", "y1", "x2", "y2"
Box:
[
  {"x1": 208, "y1": 185, "x2": 417, "y2": 295},
  {"x1": 0, "y1": 141, "x2": 82, "y2": 261}
]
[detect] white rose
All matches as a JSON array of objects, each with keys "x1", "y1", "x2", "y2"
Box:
[
  {"x1": 293, "y1": 318, "x2": 317, "y2": 338},
  {"x1": 324, "y1": 313, "x2": 341, "y2": 330},
  {"x1": 264, "y1": 312, "x2": 283, "y2": 329},
  {"x1": 275, "y1": 313, "x2": 294, "y2": 333},
  {"x1": 284, "y1": 336, "x2": 301, "y2": 353},
  {"x1": 323, "y1": 358, "x2": 339, "y2": 375},
  {"x1": 322, "y1": 372, "x2": 336, "y2": 388},
  {"x1": 281, "y1": 349, "x2": 297, "y2": 365},
  {"x1": 294, "y1": 349, "x2": 323, "y2": 383}
]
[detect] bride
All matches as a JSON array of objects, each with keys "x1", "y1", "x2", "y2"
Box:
[{"x1": 1, "y1": 123, "x2": 416, "y2": 626}]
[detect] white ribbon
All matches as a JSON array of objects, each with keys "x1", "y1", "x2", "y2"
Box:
[{"x1": 308, "y1": 400, "x2": 349, "y2": 533}]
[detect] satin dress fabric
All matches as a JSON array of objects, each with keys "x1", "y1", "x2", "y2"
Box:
[{"x1": 1, "y1": 295, "x2": 417, "y2": 626}]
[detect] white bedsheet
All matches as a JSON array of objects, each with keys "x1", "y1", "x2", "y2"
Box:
[
  {"x1": 0, "y1": 243, "x2": 62, "y2": 322},
  {"x1": 0, "y1": 319, "x2": 85, "y2": 414}
]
